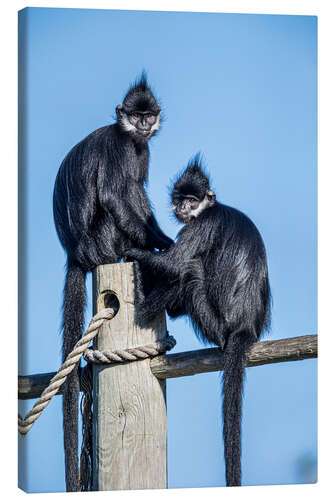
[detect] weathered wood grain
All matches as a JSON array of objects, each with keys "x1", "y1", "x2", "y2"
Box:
[
  {"x1": 150, "y1": 334, "x2": 318, "y2": 379},
  {"x1": 92, "y1": 263, "x2": 167, "y2": 491}
]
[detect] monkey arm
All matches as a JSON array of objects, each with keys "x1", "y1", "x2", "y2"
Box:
[
  {"x1": 124, "y1": 247, "x2": 179, "y2": 278},
  {"x1": 98, "y1": 176, "x2": 172, "y2": 250},
  {"x1": 125, "y1": 219, "x2": 210, "y2": 279},
  {"x1": 127, "y1": 181, "x2": 173, "y2": 248},
  {"x1": 105, "y1": 195, "x2": 169, "y2": 251},
  {"x1": 147, "y1": 214, "x2": 174, "y2": 249},
  {"x1": 136, "y1": 281, "x2": 182, "y2": 323}
]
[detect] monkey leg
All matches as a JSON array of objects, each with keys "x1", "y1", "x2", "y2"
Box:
[
  {"x1": 182, "y1": 260, "x2": 226, "y2": 348},
  {"x1": 136, "y1": 280, "x2": 181, "y2": 325}
]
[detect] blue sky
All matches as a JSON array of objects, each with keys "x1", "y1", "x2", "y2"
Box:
[{"x1": 18, "y1": 8, "x2": 317, "y2": 493}]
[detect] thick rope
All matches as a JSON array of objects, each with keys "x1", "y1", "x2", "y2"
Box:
[
  {"x1": 83, "y1": 334, "x2": 176, "y2": 364},
  {"x1": 18, "y1": 308, "x2": 116, "y2": 437}
]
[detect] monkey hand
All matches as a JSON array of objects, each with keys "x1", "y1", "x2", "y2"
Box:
[
  {"x1": 154, "y1": 235, "x2": 173, "y2": 251},
  {"x1": 160, "y1": 235, "x2": 174, "y2": 250}
]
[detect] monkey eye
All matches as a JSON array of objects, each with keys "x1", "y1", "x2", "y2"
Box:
[
  {"x1": 131, "y1": 113, "x2": 140, "y2": 120},
  {"x1": 146, "y1": 114, "x2": 156, "y2": 124},
  {"x1": 188, "y1": 198, "x2": 197, "y2": 203}
]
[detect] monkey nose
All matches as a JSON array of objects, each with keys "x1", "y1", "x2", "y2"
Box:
[{"x1": 139, "y1": 119, "x2": 148, "y2": 128}]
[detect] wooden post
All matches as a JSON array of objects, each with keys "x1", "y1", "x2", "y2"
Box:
[{"x1": 92, "y1": 263, "x2": 167, "y2": 491}]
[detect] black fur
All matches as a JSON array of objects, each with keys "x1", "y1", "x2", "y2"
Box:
[
  {"x1": 125, "y1": 157, "x2": 271, "y2": 487},
  {"x1": 53, "y1": 73, "x2": 172, "y2": 492}
]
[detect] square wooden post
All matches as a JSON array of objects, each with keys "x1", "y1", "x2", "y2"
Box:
[{"x1": 92, "y1": 263, "x2": 167, "y2": 491}]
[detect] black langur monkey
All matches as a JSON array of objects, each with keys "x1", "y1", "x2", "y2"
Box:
[
  {"x1": 125, "y1": 156, "x2": 271, "y2": 487},
  {"x1": 53, "y1": 73, "x2": 172, "y2": 492}
]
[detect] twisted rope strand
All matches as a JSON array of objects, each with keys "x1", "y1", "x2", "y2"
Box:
[
  {"x1": 18, "y1": 307, "x2": 176, "y2": 437},
  {"x1": 18, "y1": 308, "x2": 115, "y2": 436},
  {"x1": 83, "y1": 335, "x2": 176, "y2": 364}
]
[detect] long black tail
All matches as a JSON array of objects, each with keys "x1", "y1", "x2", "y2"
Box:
[
  {"x1": 222, "y1": 331, "x2": 255, "y2": 487},
  {"x1": 62, "y1": 259, "x2": 86, "y2": 492}
]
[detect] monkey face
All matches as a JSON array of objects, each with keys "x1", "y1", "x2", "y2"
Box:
[
  {"x1": 116, "y1": 75, "x2": 162, "y2": 142},
  {"x1": 129, "y1": 111, "x2": 160, "y2": 137},
  {"x1": 172, "y1": 195, "x2": 203, "y2": 223},
  {"x1": 116, "y1": 106, "x2": 161, "y2": 142},
  {"x1": 172, "y1": 191, "x2": 216, "y2": 224},
  {"x1": 174, "y1": 197, "x2": 199, "y2": 223}
]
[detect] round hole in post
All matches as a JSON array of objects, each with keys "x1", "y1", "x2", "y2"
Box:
[{"x1": 99, "y1": 290, "x2": 120, "y2": 317}]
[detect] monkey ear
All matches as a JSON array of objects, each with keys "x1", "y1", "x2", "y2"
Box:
[
  {"x1": 206, "y1": 190, "x2": 216, "y2": 203},
  {"x1": 116, "y1": 105, "x2": 123, "y2": 116}
]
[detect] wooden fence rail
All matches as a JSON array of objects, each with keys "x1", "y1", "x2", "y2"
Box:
[{"x1": 18, "y1": 334, "x2": 317, "y2": 400}]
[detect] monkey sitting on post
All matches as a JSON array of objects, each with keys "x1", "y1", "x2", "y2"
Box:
[
  {"x1": 125, "y1": 155, "x2": 271, "y2": 487},
  {"x1": 53, "y1": 73, "x2": 172, "y2": 491}
]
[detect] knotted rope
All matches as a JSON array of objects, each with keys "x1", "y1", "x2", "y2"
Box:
[
  {"x1": 83, "y1": 335, "x2": 176, "y2": 364},
  {"x1": 18, "y1": 308, "x2": 116, "y2": 436},
  {"x1": 18, "y1": 308, "x2": 176, "y2": 438},
  {"x1": 18, "y1": 305, "x2": 176, "y2": 491}
]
